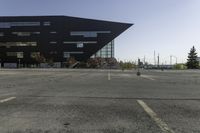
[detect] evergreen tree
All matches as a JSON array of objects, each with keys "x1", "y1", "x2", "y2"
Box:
[{"x1": 186, "y1": 46, "x2": 199, "y2": 69}]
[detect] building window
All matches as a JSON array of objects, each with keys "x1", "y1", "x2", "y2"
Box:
[
  {"x1": 12, "y1": 32, "x2": 40, "y2": 36},
  {"x1": 77, "y1": 43, "x2": 84, "y2": 48},
  {"x1": 7, "y1": 52, "x2": 16, "y2": 57},
  {"x1": 50, "y1": 31, "x2": 57, "y2": 34},
  {"x1": 17, "y1": 52, "x2": 24, "y2": 58},
  {"x1": 7, "y1": 52, "x2": 24, "y2": 58},
  {"x1": 31, "y1": 52, "x2": 40, "y2": 58},
  {"x1": 91, "y1": 40, "x2": 114, "y2": 58},
  {"x1": 43, "y1": 21, "x2": 51, "y2": 26},
  {"x1": 18, "y1": 42, "x2": 37, "y2": 46},
  {"x1": 11, "y1": 22, "x2": 40, "y2": 26},
  {"x1": 0, "y1": 22, "x2": 10, "y2": 28},
  {"x1": 0, "y1": 22, "x2": 40, "y2": 28},
  {"x1": 63, "y1": 52, "x2": 70, "y2": 58},
  {"x1": 12, "y1": 32, "x2": 31, "y2": 36},
  {"x1": 63, "y1": 41, "x2": 97, "y2": 44},
  {"x1": 71, "y1": 31, "x2": 97, "y2": 37},
  {"x1": 70, "y1": 31, "x2": 111, "y2": 38},
  {"x1": 63, "y1": 51, "x2": 84, "y2": 58},
  {"x1": 0, "y1": 42, "x2": 37, "y2": 47},
  {"x1": 50, "y1": 51, "x2": 57, "y2": 55},
  {"x1": 50, "y1": 41, "x2": 57, "y2": 44},
  {"x1": 33, "y1": 32, "x2": 40, "y2": 34},
  {"x1": 0, "y1": 32, "x2": 4, "y2": 36}
]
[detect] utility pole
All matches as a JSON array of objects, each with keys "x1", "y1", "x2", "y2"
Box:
[
  {"x1": 157, "y1": 53, "x2": 160, "y2": 68},
  {"x1": 175, "y1": 57, "x2": 177, "y2": 65},
  {"x1": 154, "y1": 50, "x2": 156, "y2": 66},
  {"x1": 171, "y1": 55, "x2": 178, "y2": 65},
  {"x1": 170, "y1": 55, "x2": 172, "y2": 66},
  {"x1": 137, "y1": 58, "x2": 141, "y2": 76}
]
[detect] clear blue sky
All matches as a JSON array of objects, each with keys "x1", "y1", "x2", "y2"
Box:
[{"x1": 0, "y1": 0, "x2": 200, "y2": 64}]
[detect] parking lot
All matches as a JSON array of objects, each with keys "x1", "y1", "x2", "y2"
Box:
[{"x1": 0, "y1": 69, "x2": 200, "y2": 133}]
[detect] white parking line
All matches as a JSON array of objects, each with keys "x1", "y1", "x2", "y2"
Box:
[
  {"x1": 141, "y1": 75, "x2": 155, "y2": 80},
  {"x1": 108, "y1": 72, "x2": 111, "y2": 80},
  {"x1": 137, "y1": 100, "x2": 175, "y2": 133},
  {"x1": 0, "y1": 97, "x2": 16, "y2": 103}
]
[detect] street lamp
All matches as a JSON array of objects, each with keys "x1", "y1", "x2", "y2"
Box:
[
  {"x1": 171, "y1": 55, "x2": 178, "y2": 65},
  {"x1": 137, "y1": 58, "x2": 141, "y2": 76}
]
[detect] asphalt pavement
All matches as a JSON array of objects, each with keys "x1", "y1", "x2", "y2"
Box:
[{"x1": 0, "y1": 69, "x2": 200, "y2": 133}]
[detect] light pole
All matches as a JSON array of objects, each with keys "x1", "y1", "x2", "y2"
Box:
[
  {"x1": 170, "y1": 55, "x2": 172, "y2": 66},
  {"x1": 157, "y1": 54, "x2": 160, "y2": 69},
  {"x1": 137, "y1": 58, "x2": 141, "y2": 76},
  {"x1": 170, "y1": 55, "x2": 178, "y2": 69},
  {"x1": 171, "y1": 55, "x2": 177, "y2": 65}
]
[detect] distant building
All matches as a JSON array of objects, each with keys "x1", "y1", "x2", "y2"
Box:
[{"x1": 0, "y1": 15, "x2": 132, "y2": 67}]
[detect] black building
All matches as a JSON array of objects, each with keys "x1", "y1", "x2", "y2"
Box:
[{"x1": 0, "y1": 16, "x2": 132, "y2": 67}]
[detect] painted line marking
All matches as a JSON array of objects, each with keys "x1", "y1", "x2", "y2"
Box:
[
  {"x1": 0, "y1": 97, "x2": 16, "y2": 103},
  {"x1": 141, "y1": 75, "x2": 155, "y2": 80},
  {"x1": 108, "y1": 72, "x2": 111, "y2": 80},
  {"x1": 137, "y1": 100, "x2": 175, "y2": 133}
]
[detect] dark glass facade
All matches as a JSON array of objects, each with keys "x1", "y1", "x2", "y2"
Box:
[
  {"x1": 91, "y1": 40, "x2": 114, "y2": 58},
  {"x1": 0, "y1": 16, "x2": 132, "y2": 66}
]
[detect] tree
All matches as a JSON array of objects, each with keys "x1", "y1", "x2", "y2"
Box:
[
  {"x1": 119, "y1": 60, "x2": 136, "y2": 70},
  {"x1": 186, "y1": 46, "x2": 199, "y2": 69},
  {"x1": 174, "y1": 63, "x2": 187, "y2": 70},
  {"x1": 65, "y1": 57, "x2": 77, "y2": 68},
  {"x1": 46, "y1": 58, "x2": 54, "y2": 67},
  {"x1": 34, "y1": 54, "x2": 46, "y2": 63},
  {"x1": 86, "y1": 58, "x2": 99, "y2": 68}
]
